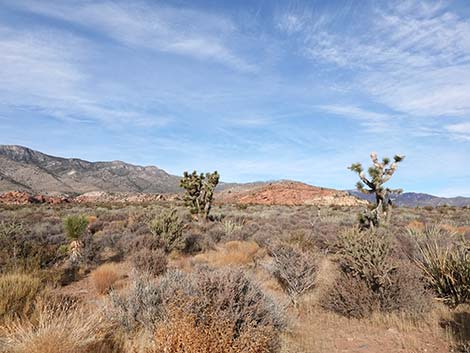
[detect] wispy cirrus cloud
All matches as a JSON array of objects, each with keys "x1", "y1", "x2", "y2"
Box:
[
  {"x1": 286, "y1": 0, "x2": 470, "y2": 120},
  {"x1": 9, "y1": 0, "x2": 255, "y2": 72},
  {"x1": 317, "y1": 104, "x2": 398, "y2": 132},
  {"x1": 0, "y1": 25, "x2": 171, "y2": 127}
]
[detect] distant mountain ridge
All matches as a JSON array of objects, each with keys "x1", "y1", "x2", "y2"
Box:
[
  {"x1": 1, "y1": 145, "x2": 469, "y2": 207},
  {"x1": 349, "y1": 190, "x2": 470, "y2": 207},
  {"x1": 0, "y1": 145, "x2": 181, "y2": 194}
]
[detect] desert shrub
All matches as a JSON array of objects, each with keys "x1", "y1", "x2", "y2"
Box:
[
  {"x1": 322, "y1": 229, "x2": 431, "y2": 318},
  {"x1": 108, "y1": 271, "x2": 197, "y2": 332},
  {"x1": 0, "y1": 273, "x2": 42, "y2": 322},
  {"x1": 322, "y1": 264, "x2": 430, "y2": 318},
  {"x1": 63, "y1": 215, "x2": 89, "y2": 241},
  {"x1": 107, "y1": 267, "x2": 284, "y2": 343},
  {"x1": 149, "y1": 305, "x2": 277, "y2": 353},
  {"x1": 0, "y1": 305, "x2": 105, "y2": 353},
  {"x1": 267, "y1": 243, "x2": 317, "y2": 301},
  {"x1": 148, "y1": 209, "x2": 185, "y2": 253},
  {"x1": 0, "y1": 219, "x2": 63, "y2": 272},
  {"x1": 131, "y1": 248, "x2": 168, "y2": 277},
  {"x1": 414, "y1": 226, "x2": 470, "y2": 306},
  {"x1": 333, "y1": 229, "x2": 396, "y2": 290},
  {"x1": 91, "y1": 263, "x2": 121, "y2": 295},
  {"x1": 194, "y1": 267, "x2": 285, "y2": 334}
]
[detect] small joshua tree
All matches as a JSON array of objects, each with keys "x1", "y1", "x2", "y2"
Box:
[
  {"x1": 180, "y1": 170, "x2": 220, "y2": 220},
  {"x1": 349, "y1": 152, "x2": 405, "y2": 229},
  {"x1": 63, "y1": 215, "x2": 89, "y2": 264}
]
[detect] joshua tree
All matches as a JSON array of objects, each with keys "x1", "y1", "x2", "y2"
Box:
[
  {"x1": 180, "y1": 170, "x2": 220, "y2": 220},
  {"x1": 349, "y1": 152, "x2": 405, "y2": 229}
]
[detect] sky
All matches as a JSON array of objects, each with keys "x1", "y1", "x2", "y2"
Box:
[{"x1": 0, "y1": 0, "x2": 469, "y2": 197}]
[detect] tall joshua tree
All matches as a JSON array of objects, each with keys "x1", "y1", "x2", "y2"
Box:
[
  {"x1": 180, "y1": 170, "x2": 220, "y2": 220},
  {"x1": 349, "y1": 152, "x2": 405, "y2": 229}
]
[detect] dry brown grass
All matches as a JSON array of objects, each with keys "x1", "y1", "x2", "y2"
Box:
[
  {"x1": 0, "y1": 273, "x2": 41, "y2": 323},
  {"x1": 281, "y1": 291, "x2": 449, "y2": 353},
  {"x1": 0, "y1": 305, "x2": 106, "y2": 353},
  {"x1": 91, "y1": 263, "x2": 122, "y2": 295},
  {"x1": 193, "y1": 240, "x2": 264, "y2": 267}
]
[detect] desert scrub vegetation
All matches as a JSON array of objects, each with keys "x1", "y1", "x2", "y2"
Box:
[
  {"x1": 131, "y1": 248, "x2": 168, "y2": 277},
  {"x1": 267, "y1": 243, "x2": 318, "y2": 302},
  {"x1": 91, "y1": 263, "x2": 122, "y2": 295},
  {"x1": 147, "y1": 208, "x2": 185, "y2": 253},
  {"x1": 0, "y1": 202, "x2": 469, "y2": 352},
  {"x1": 107, "y1": 267, "x2": 285, "y2": 351},
  {"x1": 322, "y1": 229, "x2": 431, "y2": 318},
  {"x1": 0, "y1": 273, "x2": 42, "y2": 323},
  {"x1": 413, "y1": 225, "x2": 470, "y2": 306},
  {"x1": 0, "y1": 305, "x2": 106, "y2": 353},
  {"x1": 63, "y1": 214, "x2": 89, "y2": 264}
]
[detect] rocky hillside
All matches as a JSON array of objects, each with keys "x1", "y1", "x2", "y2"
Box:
[
  {"x1": 217, "y1": 181, "x2": 368, "y2": 206},
  {"x1": 0, "y1": 145, "x2": 181, "y2": 194}
]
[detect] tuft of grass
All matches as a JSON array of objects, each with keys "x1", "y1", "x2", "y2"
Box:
[
  {"x1": 193, "y1": 241, "x2": 263, "y2": 267},
  {"x1": 90, "y1": 263, "x2": 121, "y2": 295},
  {"x1": 0, "y1": 273, "x2": 42, "y2": 323},
  {"x1": 0, "y1": 305, "x2": 105, "y2": 353}
]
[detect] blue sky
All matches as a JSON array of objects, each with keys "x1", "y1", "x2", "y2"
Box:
[{"x1": 0, "y1": 0, "x2": 469, "y2": 196}]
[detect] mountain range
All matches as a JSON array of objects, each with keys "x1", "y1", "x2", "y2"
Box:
[{"x1": 1, "y1": 145, "x2": 469, "y2": 206}]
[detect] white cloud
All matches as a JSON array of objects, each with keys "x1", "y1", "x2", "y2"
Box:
[
  {"x1": 0, "y1": 25, "x2": 170, "y2": 127},
  {"x1": 10, "y1": 0, "x2": 255, "y2": 72},
  {"x1": 302, "y1": 0, "x2": 470, "y2": 120}
]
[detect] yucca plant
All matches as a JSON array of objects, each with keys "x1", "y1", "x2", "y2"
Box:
[
  {"x1": 63, "y1": 215, "x2": 89, "y2": 264},
  {"x1": 414, "y1": 226, "x2": 470, "y2": 306}
]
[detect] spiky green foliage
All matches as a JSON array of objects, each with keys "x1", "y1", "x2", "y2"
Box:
[
  {"x1": 148, "y1": 209, "x2": 185, "y2": 253},
  {"x1": 180, "y1": 170, "x2": 220, "y2": 220},
  {"x1": 414, "y1": 226, "x2": 470, "y2": 306},
  {"x1": 349, "y1": 152, "x2": 405, "y2": 228},
  {"x1": 335, "y1": 229, "x2": 396, "y2": 290},
  {"x1": 63, "y1": 215, "x2": 88, "y2": 241}
]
